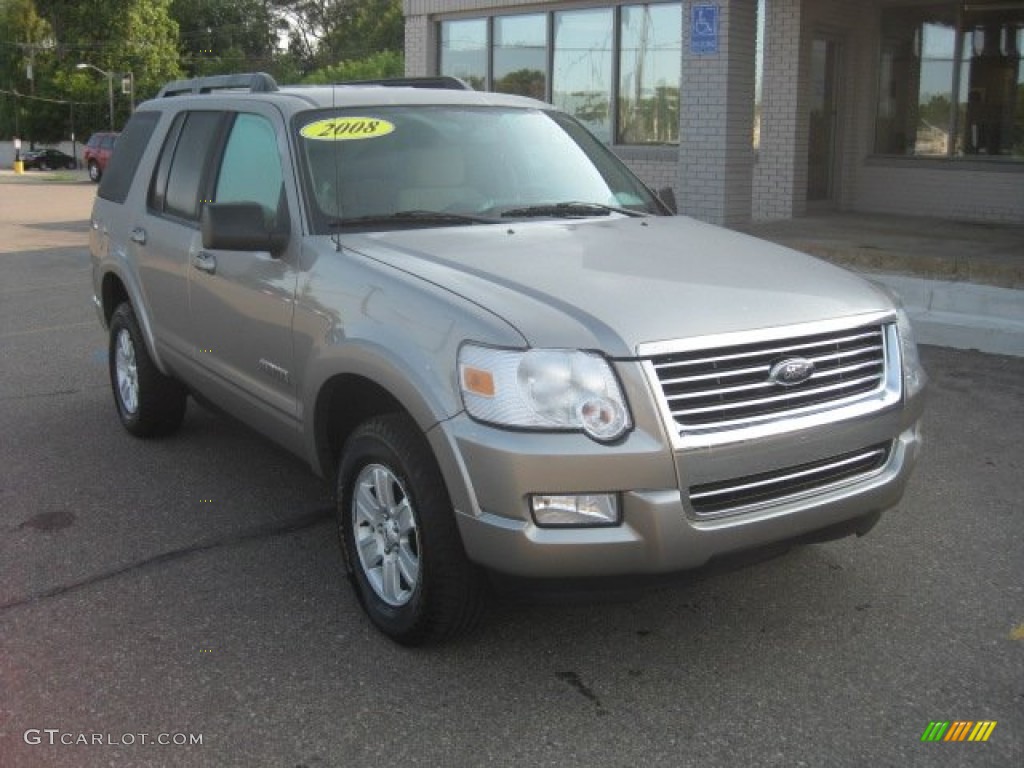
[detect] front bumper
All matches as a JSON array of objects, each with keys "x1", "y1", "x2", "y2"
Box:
[{"x1": 429, "y1": 392, "x2": 924, "y2": 579}]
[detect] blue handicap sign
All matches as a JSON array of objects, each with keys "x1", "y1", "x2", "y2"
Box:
[{"x1": 691, "y1": 4, "x2": 719, "y2": 55}]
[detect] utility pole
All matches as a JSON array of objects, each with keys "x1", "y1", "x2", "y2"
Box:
[{"x1": 76, "y1": 62, "x2": 114, "y2": 130}]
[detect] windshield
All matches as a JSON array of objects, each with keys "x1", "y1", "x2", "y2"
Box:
[{"x1": 293, "y1": 105, "x2": 663, "y2": 233}]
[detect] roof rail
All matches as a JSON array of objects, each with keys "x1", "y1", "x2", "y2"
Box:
[
  {"x1": 157, "y1": 72, "x2": 279, "y2": 98},
  {"x1": 338, "y1": 76, "x2": 473, "y2": 91}
]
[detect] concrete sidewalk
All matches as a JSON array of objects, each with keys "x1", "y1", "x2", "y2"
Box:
[{"x1": 741, "y1": 212, "x2": 1024, "y2": 357}]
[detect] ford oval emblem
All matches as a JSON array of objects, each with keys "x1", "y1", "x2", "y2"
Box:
[{"x1": 770, "y1": 357, "x2": 816, "y2": 387}]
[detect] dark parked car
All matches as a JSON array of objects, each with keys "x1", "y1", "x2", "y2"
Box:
[
  {"x1": 83, "y1": 131, "x2": 119, "y2": 182},
  {"x1": 22, "y1": 148, "x2": 77, "y2": 170}
]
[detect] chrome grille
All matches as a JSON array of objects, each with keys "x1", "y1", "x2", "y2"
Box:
[
  {"x1": 650, "y1": 324, "x2": 888, "y2": 430},
  {"x1": 689, "y1": 443, "x2": 891, "y2": 517}
]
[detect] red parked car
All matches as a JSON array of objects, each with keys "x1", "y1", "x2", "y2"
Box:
[{"x1": 83, "y1": 131, "x2": 119, "y2": 182}]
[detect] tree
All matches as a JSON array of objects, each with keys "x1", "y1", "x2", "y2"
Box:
[
  {"x1": 34, "y1": 0, "x2": 181, "y2": 132},
  {"x1": 276, "y1": 0, "x2": 403, "y2": 72},
  {"x1": 170, "y1": 0, "x2": 278, "y2": 76},
  {"x1": 302, "y1": 48, "x2": 401, "y2": 83},
  {"x1": 0, "y1": 0, "x2": 57, "y2": 140}
]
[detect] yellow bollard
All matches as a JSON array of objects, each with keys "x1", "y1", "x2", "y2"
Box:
[{"x1": 13, "y1": 160, "x2": 24, "y2": 174}]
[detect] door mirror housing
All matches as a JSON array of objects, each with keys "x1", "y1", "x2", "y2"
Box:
[
  {"x1": 201, "y1": 202, "x2": 289, "y2": 255},
  {"x1": 656, "y1": 186, "x2": 678, "y2": 215}
]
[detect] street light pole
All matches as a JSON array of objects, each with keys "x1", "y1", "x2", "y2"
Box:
[{"x1": 76, "y1": 62, "x2": 114, "y2": 130}]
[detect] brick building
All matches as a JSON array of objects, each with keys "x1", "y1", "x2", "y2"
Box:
[{"x1": 403, "y1": 0, "x2": 1024, "y2": 225}]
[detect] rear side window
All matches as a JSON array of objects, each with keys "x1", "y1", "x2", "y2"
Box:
[
  {"x1": 149, "y1": 111, "x2": 224, "y2": 222},
  {"x1": 98, "y1": 115, "x2": 158, "y2": 204}
]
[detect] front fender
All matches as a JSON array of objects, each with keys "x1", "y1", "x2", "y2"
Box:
[{"x1": 294, "y1": 244, "x2": 527, "y2": 476}]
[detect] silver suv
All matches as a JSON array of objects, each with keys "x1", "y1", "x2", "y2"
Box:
[{"x1": 90, "y1": 73, "x2": 926, "y2": 645}]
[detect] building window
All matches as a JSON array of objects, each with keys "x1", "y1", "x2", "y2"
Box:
[
  {"x1": 553, "y1": 9, "x2": 615, "y2": 142},
  {"x1": 876, "y1": 2, "x2": 1024, "y2": 160},
  {"x1": 494, "y1": 14, "x2": 547, "y2": 99},
  {"x1": 619, "y1": 3, "x2": 682, "y2": 144},
  {"x1": 439, "y1": 2, "x2": 682, "y2": 146},
  {"x1": 440, "y1": 18, "x2": 487, "y2": 90}
]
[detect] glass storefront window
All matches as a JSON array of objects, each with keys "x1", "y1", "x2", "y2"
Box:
[
  {"x1": 439, "y1": 4, "x2": 684, "y2": 147},
  {"x1": 618, "y1": 3, "x2": 681, "y2": 144},
  {"x1": 876, "y1": 2, "x2": 1023, "y2": 160},
  {"x1": 440, "y1": 19, "x2": 488, "y2": 91},
  {"x1": 958, "y1": 6, "x2": 1024, "y2": 157},
  {"x1": 494, "y1": 14, "x2": 548, "y2": 100},
  {"x1": 553, "y1": 8, "x2": 614, "y2": 143}
]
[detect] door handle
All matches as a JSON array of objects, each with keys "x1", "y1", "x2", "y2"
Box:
[
  {"x1": 192, "y1": 250, "x2": 216, "y2": 274},
  {"x1": 130, "y1": 227, "x2": 146, "y2": 245}
]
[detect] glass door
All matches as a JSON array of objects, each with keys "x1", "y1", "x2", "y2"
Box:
[{"x1": 807, "y1": 37, "x2": 840, "y2": 203}]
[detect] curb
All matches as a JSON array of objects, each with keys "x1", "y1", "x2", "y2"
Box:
[{"x1": 867, "y1": 273, "x2": 1024, "y2": 358}]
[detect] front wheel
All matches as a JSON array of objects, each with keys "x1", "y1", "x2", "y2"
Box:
[
  {"x1": 88, "y1": 161, "x2": 101, "y2": 182},
  {"x1": 108, "y1": 302, "x2": 187, "y2": 437},
  {"x1": 337, "y1": 414, "x2": 487, "y2": 645}
]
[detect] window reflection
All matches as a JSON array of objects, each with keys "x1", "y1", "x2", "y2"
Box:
[
  {"x1": 618, "y1": 3, "x2": 681, "y2": 144},
  {"x1": 494, "y1": 14, "x2": 547, "y2": 100},
  {"x1": 438, "y1": 4, "x2": 686, "y2": 147},
  {"x1": 553, "y1": 8, "x2": 614, "y2": 143},
  {"x1": 876, "y1": 3, "x2": 1023, "y2": 160},
  {"x1": 959, "y1": 9, "x2": 1023, "y2": 157},
  {"x1": 440, "y1": 19, "x2": 487, "y2": 91}
]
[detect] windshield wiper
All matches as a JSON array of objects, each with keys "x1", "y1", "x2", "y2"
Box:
[
  {"x1": 331, "y1": 210, "x2": 497, "y2": 228},
  {"x1": 500, "y1": 201, "x2": 647, "y2": 219}
]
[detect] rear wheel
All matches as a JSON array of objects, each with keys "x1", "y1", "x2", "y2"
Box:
[
  {"x1": 337, "y1": 413, "x2": 487, "y2": 645},
  {"x1": 108, "y1": 302, "x2": 187, "y2": 437},
  {"x1": 88, "y1": 160, "x2": 101, "y2": 182}
]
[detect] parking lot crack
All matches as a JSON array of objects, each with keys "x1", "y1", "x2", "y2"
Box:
[{"x1": 0, "y1": 507, "x2": 332, "y2": 613}]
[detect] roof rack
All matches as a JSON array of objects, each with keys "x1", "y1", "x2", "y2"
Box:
[
  {"x1": 337, "y1": 76, "x2": 473, "y2": 91},
  {"x1": 157, "y1": 72, "x2": 279, "y2": 98}
]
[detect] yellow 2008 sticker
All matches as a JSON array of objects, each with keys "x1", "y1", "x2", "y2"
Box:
[{"x1": 300, "y1": 117, "x2": 395, "y2": 141}]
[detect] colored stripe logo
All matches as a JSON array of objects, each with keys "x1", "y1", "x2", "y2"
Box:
[{"x1": 921, "y1": 721, "x2": 997, "y2": 742}]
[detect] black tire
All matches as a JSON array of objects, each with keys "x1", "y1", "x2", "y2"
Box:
[
  {"x1": 337, "y1": 413, "x2": 487, "y2": 645},
  {"x1": 88, "y1": 160, "x2": 101, "y2": 182},
  {"x1": 108, "y1": 302, "x2": 187, "y2": 437}
]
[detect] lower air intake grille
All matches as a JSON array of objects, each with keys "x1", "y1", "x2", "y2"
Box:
[{"x1": 689, "y1": 443, "x2": 892, "y2": 517}]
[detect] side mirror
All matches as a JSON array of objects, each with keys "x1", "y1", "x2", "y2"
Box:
[
  {"x1": 201, "y1": 202, "x2": 289, "y2": 255},
  {"x1": 656, "y1": 186, "x2": 678, "y2": 215}
]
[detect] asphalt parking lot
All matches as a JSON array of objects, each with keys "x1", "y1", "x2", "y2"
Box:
[{"x1": 1, "y1": 178, "x2": 1021, "y2": 768}]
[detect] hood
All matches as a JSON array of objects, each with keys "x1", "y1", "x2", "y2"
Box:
[{"x1": 340, "y1": 215, "x2": 893, "y2": 357}]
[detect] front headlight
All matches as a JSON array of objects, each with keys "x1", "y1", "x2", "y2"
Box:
[
  {"x1": 458, "y1": 345, "x2": 632, "y2": 442},
  {"x1": 895, "y1": 307, "x2": 926, "y2": 397}
]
